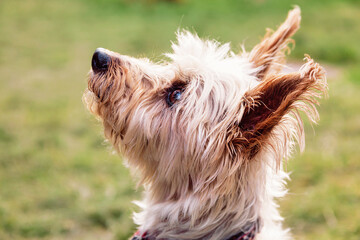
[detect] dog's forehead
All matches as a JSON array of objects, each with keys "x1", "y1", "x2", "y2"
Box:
[
  {"x1": 167, "y1": 31, "x2": 229, "y2": 71},
  {"x1": 166, "y1": 31, "x2": 259, "y2": 89}
]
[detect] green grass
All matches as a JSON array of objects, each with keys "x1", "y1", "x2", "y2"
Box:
[{"x1": 0, "y1": 0, "x2": 359, "y2": 239}]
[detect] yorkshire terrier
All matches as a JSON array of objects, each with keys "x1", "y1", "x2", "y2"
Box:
[{"x1": 84, "y1": 7, "x2": 327, "y2": 240}]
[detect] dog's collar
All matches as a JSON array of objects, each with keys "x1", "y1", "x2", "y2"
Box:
[{"x1": 131, "y1": 219, "x2": 260, "y2": 240}]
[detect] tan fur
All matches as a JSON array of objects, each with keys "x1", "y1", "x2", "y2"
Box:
[{"x1": 83, "y1": 7, "x2": 327, "y2": 240}]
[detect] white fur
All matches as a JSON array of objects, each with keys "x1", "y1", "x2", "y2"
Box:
[{"x1": 129, "y1": 31, "x2": 292, "y2": 240}]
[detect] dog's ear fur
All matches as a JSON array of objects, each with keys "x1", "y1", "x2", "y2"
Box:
[
  {"x1": 234, "y1": 56, "x2": 327, "y2": 162},
  {"x1": 249, "y1": 6, "x2": 301, "y2": 80}
]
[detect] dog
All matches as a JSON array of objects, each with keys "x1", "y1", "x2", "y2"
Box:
[{"x1": 83, "y1": 6, "x2": 327, "y2": 240}]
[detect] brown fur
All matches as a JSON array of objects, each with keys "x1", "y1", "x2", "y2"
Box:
[{"x1": 236, "y1": 55, "x2": 327, "y2": 167}]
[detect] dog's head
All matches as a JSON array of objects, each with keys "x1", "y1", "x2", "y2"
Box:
[{"x1": 84, "y1": 7, "x2": 326, "y2": 202}]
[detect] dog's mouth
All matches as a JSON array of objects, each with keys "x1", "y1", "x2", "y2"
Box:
[
  {"x1": 83, "y1": 70, "x2": 117, "y2": 122},
  {"x1": 88, "y1": 71, "x2": 102, "y2": 98}
]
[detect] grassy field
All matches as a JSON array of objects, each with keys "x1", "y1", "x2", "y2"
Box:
[{"x1": 0, "y1": 0, "x2": 359, "y2": 239}]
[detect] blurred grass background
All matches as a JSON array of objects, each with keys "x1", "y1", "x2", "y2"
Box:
[{"x1": 0, "y1": 0, "x2": 359, "y2": 239}]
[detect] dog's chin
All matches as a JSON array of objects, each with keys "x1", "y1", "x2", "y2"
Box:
[{"x1": 82, "y1": 89, "x2": 101, "y2": 117}]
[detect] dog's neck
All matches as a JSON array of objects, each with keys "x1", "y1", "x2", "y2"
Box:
[{"x1": 133, "y1": 158, "x2": 270, "y2": 240}]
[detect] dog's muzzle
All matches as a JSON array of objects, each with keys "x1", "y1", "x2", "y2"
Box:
[{"x1": 92, "y1": 48, "x2": 110, "y2": 73}]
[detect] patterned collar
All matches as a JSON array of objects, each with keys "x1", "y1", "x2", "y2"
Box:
[{"x1": 131, "y1": 219, "x2": 260, "y2": 240}]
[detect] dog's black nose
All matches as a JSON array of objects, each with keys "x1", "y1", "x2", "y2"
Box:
[{"x1": 92, "y1": 48, "x2": 110, "y2": 72}]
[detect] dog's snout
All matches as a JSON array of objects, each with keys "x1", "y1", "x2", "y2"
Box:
[{"x1": 92, "y1": 48, "x2": 110, "y2": 72}]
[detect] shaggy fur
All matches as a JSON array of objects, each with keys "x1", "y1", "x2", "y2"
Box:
[{"x1": 83, "y1": 7, "x2": 327, "y2": 240}]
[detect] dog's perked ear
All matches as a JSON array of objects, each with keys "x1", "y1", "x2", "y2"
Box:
[
  {"x1": 235, "y1": 56, "x2": 327, "y2": 162},
  {"x1": 249, "y1": 6, "x2": 301, "y2": 80}
]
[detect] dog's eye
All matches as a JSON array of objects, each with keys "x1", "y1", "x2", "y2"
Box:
[{"x1": 167, "y1": 89, "x2": 182, "y2": 106}]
